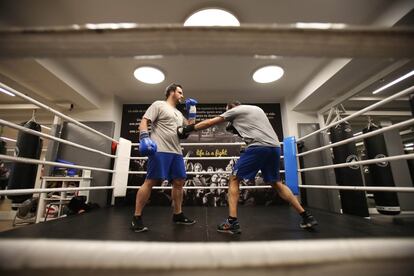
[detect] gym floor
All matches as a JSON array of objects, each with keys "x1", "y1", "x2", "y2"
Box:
[{"x1": 1, "y1": 206, "x2": 413, "y2": 242}]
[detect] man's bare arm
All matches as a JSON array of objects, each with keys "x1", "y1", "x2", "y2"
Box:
[
  {"x1": 194, "y1": 116, "x2": 225, "y2": 131},
  {"x1": 139, "y1": 117, "x2": 150, "y2": 132}
]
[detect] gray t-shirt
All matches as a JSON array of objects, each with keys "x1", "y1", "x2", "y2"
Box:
[
  {"x1": 143, "y1": 100, "x2": 184, "y2": 154},
  {"x1": 220, "y1": 105, "x2": 280, "y2": 147}
]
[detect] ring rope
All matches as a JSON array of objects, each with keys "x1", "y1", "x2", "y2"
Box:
[
  {"x1": 0, "y1": 186, "x2": 113, "y2": 196},
  {"x1": 298, "y1": 153, "x2": 414, "y2": 172},
  {"x1": 129, "y1": 156, "x2": 284, "y2": 160},
  {"x1": 0, "y1": 238, "x2": 413, "y2": 271},
  {"x1": 131, "y1": 142, "x2": 247, "y2": 146},
  {"x1": 0, "y1": 118, "x2": 116, "y2": 159},
  {"x1": 296, "y1": 85, "x2": 414, "y2": 142},
  {"x1": 297, "y1": 117, "x2": 414, "y2": 157},
  {"x1": 128, "y1": 170, "x2": 285, "y2": 175},
  {"x1": 0, "y1": 136, "x2": 16, "y2": 143},
  {"x1": 0, "y1": 82, "x2": 117, "y2": 143},
  {"x1": 127, "y1": 185, "x2": 273, "y2": 190},
  {"x1": 298, "y1": 185, "x2": 414, "y2": 193},
  {"x1": 0, "y1": 154, "x2": 115, "y2": 173}
]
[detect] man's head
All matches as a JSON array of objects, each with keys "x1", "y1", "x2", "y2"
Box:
[
  {"x1": 226, "y1": 100, "x2": 241, "y2": 110},
  {"x1": 165, "y1": 83, "x2": 184, "y2": 103}
]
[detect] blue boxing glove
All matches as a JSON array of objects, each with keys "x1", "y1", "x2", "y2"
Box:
[
  {"x1": 139, "y1": 131, "x2": 157, "y2": 156},
  {"x1": 185, "y1": 98, "x2": 198, "y2": 121}
]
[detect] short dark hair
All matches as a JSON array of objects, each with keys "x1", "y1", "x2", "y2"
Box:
[
  {"x1": 165, "y1": 83, "x2": 182, "y2": 99},
  {"x1": 226, "y1": 100, "x2": 241, "y2": 110}
]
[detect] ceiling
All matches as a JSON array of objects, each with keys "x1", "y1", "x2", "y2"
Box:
[{"x1": 0, "y1": 0, "x2": 413, "y2": 126}]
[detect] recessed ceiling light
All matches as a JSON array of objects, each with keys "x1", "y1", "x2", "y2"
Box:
[
  {"x1": 0, "y1": 87, "x2": 15, "y2": 97},
  {"x1": 134, "y1": 66, "x2": 165, "y2": 84},
  {"x1": 252, "y1": 66, "x2": 284, "y2": 84},
  {"x1": 184, "y1": 8, "x2": 240, "y2": 26}
]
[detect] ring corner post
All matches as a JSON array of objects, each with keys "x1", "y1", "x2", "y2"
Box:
[
  {"x1": 111, "y1": 138, "x2": 132, "y2": 205},
  {"x1": 283, "y1": 136, "x2": 299, "y2": 195}
]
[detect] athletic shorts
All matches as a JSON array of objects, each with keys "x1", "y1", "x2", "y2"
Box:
[
  {"x1": 146, "y1": 152, "x2": 186, "y2": 181},
  {"x1": 233, "y1": 146, "x2": 281, "y2": 183}
]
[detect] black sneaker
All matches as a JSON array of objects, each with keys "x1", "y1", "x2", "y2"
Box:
[
  {"x1": 131, "y1": 215, "x2": 148, "y2": 232},
  {"x1": 217, "y1": 218, "x2": 242, "y2": 234},
  {"x1": 173, "y1": 213, "x2": 196, "y2": 225},
  {"x1": 300, "y1": 211, "x2": 318, "y2": 229}
]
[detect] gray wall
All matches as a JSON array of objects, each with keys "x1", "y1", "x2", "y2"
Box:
[
  {"x1": 298, "y1": 123, "x2": 341, "y2": 213},
  {"x1": 384, "y1": 129, "x2": 414, "y2": 211},
  {"x1": 56, "y1": 121, "x2": 115, "y2": 207}
]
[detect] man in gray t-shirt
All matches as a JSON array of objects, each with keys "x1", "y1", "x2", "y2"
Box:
[
  {"x1": 131, "y1": 83, "x2": 197, "y2": 232},
  {"x1": 178, "y1": 101, "x2": 318, "y2": 234}
]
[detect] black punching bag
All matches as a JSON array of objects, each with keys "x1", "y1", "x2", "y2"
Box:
[
  {"x1": 363, "y1": 124, "x2": 400, "y2": 215},
  {"x1": 0, "y1": 141, "x2": 8, "y2": 193},
  {"x1": 330, "y1": 122, "x2": 369, "y2": 217},
  {"x1": 7, "y1": 121, "x2": 42, "y2": 204}
]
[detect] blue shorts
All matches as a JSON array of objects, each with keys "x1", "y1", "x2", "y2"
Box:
[
  {"x1": 146, "y1": 152, "x2": 186, "y2": 181},
  {"x1": 233, "y1": 146, "x2": 281, "y2": 183}
]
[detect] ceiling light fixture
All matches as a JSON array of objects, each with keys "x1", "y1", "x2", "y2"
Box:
[
  {"x1": 85, "y1": 23, "x2": 138, "y2": 30},
  {"x1": 372, "y1": 70, "x2": 414, "y2": 94},
  {"x1": 134, "y1": 66, "x2": 165, "y2": 84},
  {"x1": 0, "y1": 87, "x2": 15, "y2": 97},
  {"x1": 295, "y1": 22, "x2": 347, "y2": 29},
  {"x1": 133, "y1": 55, "x2": 164, "y2": 60},
  {"x1": 252, "y1": 66, "x2": 284, "y2": 84},
  {"x1": 184, "y1": 8, "x2": 240, "y2": 26}
]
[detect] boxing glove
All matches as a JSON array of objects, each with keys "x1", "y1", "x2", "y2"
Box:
[
  {"x1": 139, "y1": 131, "x2": 157, "y2": 156},
  {"x1": 177, "y1": 124, "x2": 195, "y2": 139},
  {"x1": 225, "y1": 122, "x2": 241, "y2": 137},
  {"x1": 185, "y1": 98, "x2": 198, "y2": 121}
]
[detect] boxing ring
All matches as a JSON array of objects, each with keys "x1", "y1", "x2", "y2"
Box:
[{"x1": 1, "y1": 25, "x2": 414, "y2": 275}]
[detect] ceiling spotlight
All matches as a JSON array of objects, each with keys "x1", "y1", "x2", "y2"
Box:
[
  {"x1": 252, "y1": 66, "x2": 284, "y2": 84},
  {"x1": 184, "y1": 8, "x2": 240, "y2": 26},
  {"x1": 134, "y1": 66, "x2": 165, "y2": 84}
]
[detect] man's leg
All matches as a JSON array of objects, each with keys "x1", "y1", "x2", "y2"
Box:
[
  {"x1": 228, "y1": 175, "x2": 241, "y2": 217},
  {"x1": 171, "y1": 179, "x2": 184, "y2": 214},
  {"x1": 134, "y1": 179, "x2": 160, "y2": 216},
  {"x1": 272, "y1": 181, "x2": 318, "y2": 228},
  {"x1": 131, "y1": 179, "x2": 161, "y2": 232},
  {"x1": 171, "y1": 178, "x2": 196, "y2": 225},
  {"x1": 272, "y1": 181, "x2": 304, "y2": 213},
  {"x1": 217, "y1": 175, "x2": 242, "y2": 234}
]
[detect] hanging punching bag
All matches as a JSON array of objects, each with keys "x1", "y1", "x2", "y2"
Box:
[
  {"x1": 7, "y1": 121, "x2": 43, "y2": 204},
  {"x1": 407, "y1": 94, "x2": 414, "y2": 182},
  {"x1": 363, "y1": 124, "x2": 400, "y2": 215},
  {"x1": 330, "y1": 122, "x2": 369, "y2": 217},
  {"x1": 0, "y1": 141, "x2": 8, "y2": 196}
]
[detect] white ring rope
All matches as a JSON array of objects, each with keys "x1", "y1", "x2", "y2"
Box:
[
  {"x1": 129, "y1": 156, "x2": 284, "y2": 160},
  {"x1": 297, "y1": 85, "x2": 414, "y2": 142},
  {"x1": 298, "y1": 117, "x2": 414, "y2": 157},
  {"x1": 130, "y1": 156, "x2": 240, "y2": 160},
  {"x1": 0, "y1": 136, "x2": 16, "y2": 143},
  {"x1": 298, "y1": 185, "x2": 414, "y2": 193},
  {"x1": 0, "y1": 118, "x2": 116, "y2": 159},
  {"x1": 128, "y1": 170, "x2": 285, "y2": 175},
  {"x1": 0, "y1": 82, "x2": 117, "y2": 143},
  {"x1": 131, "y1": 142, "x2": 247, "y2": 146},
  {"x1": 0, "y1": 238, "x2": 413, "y2": 272},
  {"x1": 131, "y1": 142, "x2": 283, "y2": 146},
  {"x1": 298, "y1": 153, "x2": 414, "y2": 172},
  {"x1": 0, "y1": 186, "x2": 113, "y2": 196},
  {"x1": 128, "y1": 185, "x2": 274, "y2": 190},
  {"x1": 0, "y1": 154, "x2": 115, "y2": 173}
]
